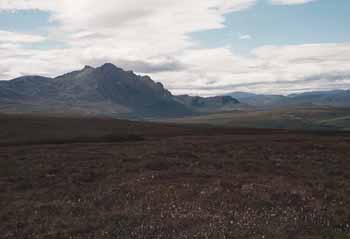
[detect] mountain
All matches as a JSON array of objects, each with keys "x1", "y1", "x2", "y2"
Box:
[
  {"x1": 0, "y1": 63, "x2": 240, "y2": 118},
  {"x1": 226, "y1": 90, "x2": 350, "y2": 108},
  {"x1": 286, "y1": 90, "x2": 350, "y2": 107},
  {"x1": 227, "y1": 92, "x2": 286, "y2": 107},
  {"x1": 175, "y1": 95, "x2": 241, "y2": 113}
]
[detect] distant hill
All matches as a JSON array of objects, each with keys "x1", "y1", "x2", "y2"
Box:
[
  {"x1": 227, "y1": 90, "x2": 350, "y2": 108},
  {"x1": 0, "y1": 63, "x2": 240, "y2": 118},
  {"x1": 175, "y1": 95, "x2": 242, "y2": 113},
  {"x1": 227, "y1": 92, "x2": 286, "y2": 107},
  {"x1": 165, "y1": 106, "x2": 350, "y2": 131},
  {"x1": 286, "y1": 90, "x2": 350, "y2": 107}
]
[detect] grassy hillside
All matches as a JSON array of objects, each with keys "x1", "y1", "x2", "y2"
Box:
[{"x1": 165, "y1": 107, "x2": 350, "y2": 131}]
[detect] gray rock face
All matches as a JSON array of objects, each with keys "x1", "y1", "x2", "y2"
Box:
[{"x1": 0, "y1": 63, "x2": 240, "y2": 118}]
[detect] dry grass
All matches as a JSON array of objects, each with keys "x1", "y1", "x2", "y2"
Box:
[{"x1": 1, "y1": 115, "x2": 350, "y2": 238}]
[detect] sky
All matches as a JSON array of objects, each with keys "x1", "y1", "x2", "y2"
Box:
[{"x1": 0, "y1": 0, "x2": 349, "y2": 96}]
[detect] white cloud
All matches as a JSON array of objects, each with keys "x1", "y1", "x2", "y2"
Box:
[
  {"x1": 0, "y1": 30, "x2": 46, "y2": 44},
  {"x1": 0, "y1": 1, "x2": 54, "y2": 10},
  {"x1": 270, "y1": 0, "x2": 317, "y2": 5},
  {"x1": 0, "y1": 0, "x2": 349, "y2": 96},
  {"x1": 238, "y1": 33, "x2": 252, "y2": 40},
  {"x1": 163, "y1": 43, "x2": 350, "y2": 96},
  {"x1": 0, "y1": 0, "x2": 257, "y2": 78}
]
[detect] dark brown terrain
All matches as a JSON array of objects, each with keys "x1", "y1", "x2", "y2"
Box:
[{"x1": 1, "y1": 114, "x2": 350, "y2": 239}]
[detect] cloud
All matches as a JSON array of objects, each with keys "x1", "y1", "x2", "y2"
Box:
[
  {"x1": 160, "y1": 43, "x2": 350, "y2": 96},
  {"x1": 270, "y1": 0, "x2": 317, "y2": 5},
  {"x1": 85, "y1": 58, "x2": 186, "y2": 73},
  {"x1": 0, "y1": 0, "x2": 257, "y2": 78},
  {"x1": 0, "y1": 0, "x2": 349, "y2": 97},
  {"x1": 0, "y1": 30, "x2": 46, "y2": 44},
  {"x1": 114, "y1": 59, "x2": 186, "y2": 73},
  {"x1": 238, "y1": 33, "x2": 252, "y2": 40}
]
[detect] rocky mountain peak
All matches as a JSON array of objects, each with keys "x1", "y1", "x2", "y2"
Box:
[{"x1": 0, "y1": 63, "x2": 241, "y2": 117}]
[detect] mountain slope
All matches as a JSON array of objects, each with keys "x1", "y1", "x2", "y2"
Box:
[
  {"x1": 0, "y1": 63, "x2": 240, "y2": 118},
  {"x1": 227, "y1": 92, "x2": 286, "y2": 107},
  {"x1": 226, "y1": 90, "x2": 350, "y2": 108},
  {"x1": 286, "y1": 90, "x2": 350, "y2": 107},
  {"x1": 175, "y1": 95, "x2": 241, "y2": 113}
]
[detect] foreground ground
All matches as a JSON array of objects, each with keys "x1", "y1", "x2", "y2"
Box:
[{"x1": 1, "y1": 115, "x2": 350, "y2": 238}]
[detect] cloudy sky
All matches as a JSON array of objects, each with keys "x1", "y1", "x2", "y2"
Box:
[{"x1": 0, "y1": 0, "x2": 349, "y2": 96}]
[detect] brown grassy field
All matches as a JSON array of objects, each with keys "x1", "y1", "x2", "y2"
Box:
[
  {"x1": 163, "y1": 106, "x2": 350, "y2": 131},
  {"x1": 1, "y1": 114, "x2": 350, "y2": 238}
]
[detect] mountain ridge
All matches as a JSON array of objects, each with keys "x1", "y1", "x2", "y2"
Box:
[
  {"x1": 227, "y1": 90, "x2": 350, "y2": 108},
  {"x1": 0, "y1": 63, "x2": 240, "y2": 118}
]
